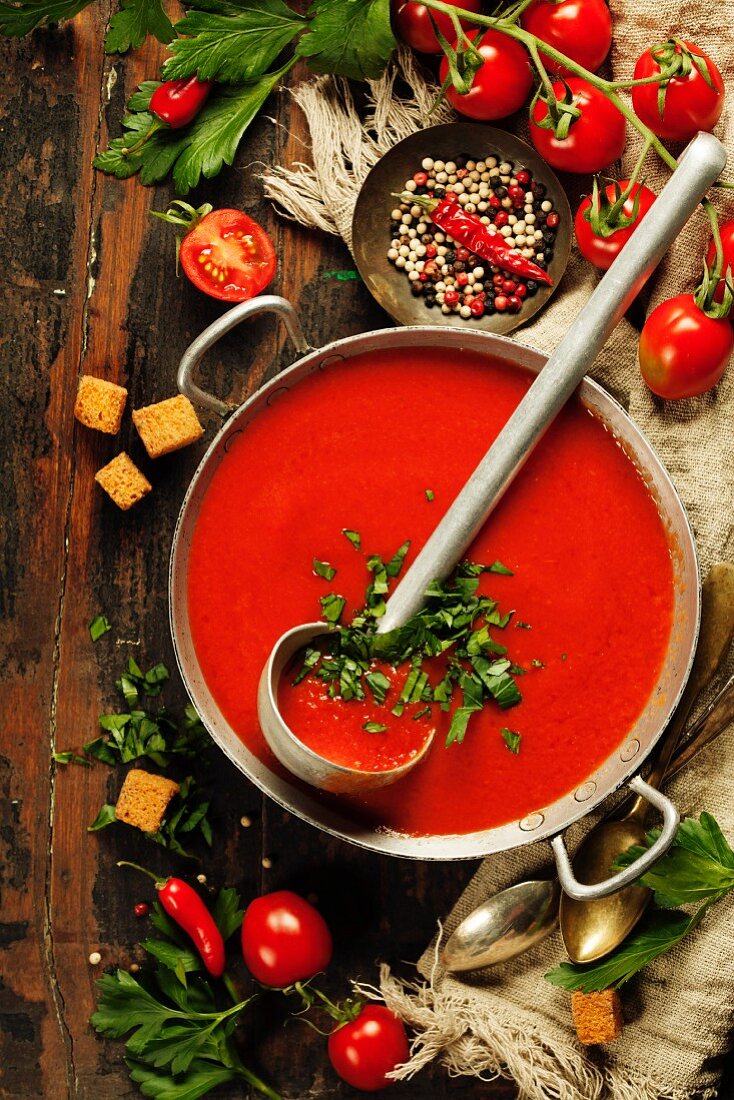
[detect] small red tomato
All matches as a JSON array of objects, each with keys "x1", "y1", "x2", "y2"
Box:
[
  {"x1": 241, "y1": 891, "x2": 333, "y2": 987},
  {"x1": 638, "y1": 294, "x2": 733, "y2": 399},
  {"x1": 177, "y1": 208, "x2": 276, "y2": 303},
  {"x1": 705, "y1": 220, "x2": 734, "y2": 303},
  {"x1": 328, "y1": 1004, "x2": 410, "y2": 1092},
  {"x1": 439, "y1": 30, "x2": 533, "y2": 120},
  {"x1": 632, "y1": 41, "x2": 724, "y2": 142},
  {"x1": 521, "y1": 0, "x2": 612, "y2": 76},
  {"x1": 391, "y1": 0, "x2": 481, "y2": 53},
  {"x1": 530, "y1": 77, "x2": 626, "y2": 174},
  {"x1": 575, "y1": 180, "x2": 657, "y2": 269}
]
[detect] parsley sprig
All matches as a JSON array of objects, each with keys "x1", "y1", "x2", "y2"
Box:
[
  {"x1": 295, "y1": 541, "x2": 526, "y2": 748},
  {"x1": 545, "y1": 813, "x2": 734, "y2": 993},
  {"x1": 91, "y1": 887, "x2": 281, "y2": 1099}
]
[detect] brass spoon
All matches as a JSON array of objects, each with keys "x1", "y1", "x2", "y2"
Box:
[{"x1": 560, "y1": 562, "x2": 734, "y2": 964}]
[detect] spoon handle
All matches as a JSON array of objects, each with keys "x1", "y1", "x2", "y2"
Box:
[{"x1": 378, "y1": 133, "x2": 727, "y2": 634}]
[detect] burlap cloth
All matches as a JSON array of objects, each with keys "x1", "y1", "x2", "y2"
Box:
[{"x1": 262, "y1": 6, "x2": 734, "y2": 1096}]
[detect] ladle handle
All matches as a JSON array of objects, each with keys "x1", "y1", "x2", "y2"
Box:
[
  {"x1": 177, "y1": 295, "x2": 311, "y2": 417},
  {"x1": 378, "y1": 132, "x2": 727, "y2": 635},
  {"x1": 551, "y1": 776, "x2": 680, "y2": 901}
]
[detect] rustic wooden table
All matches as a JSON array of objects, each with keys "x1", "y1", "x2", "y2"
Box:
[
  {"x1": 4, "y1": 12, "x2": 733, "y2": 1100},
  {"x1": 0, "y1": 13, "x2": 519, "y2": 1099}
]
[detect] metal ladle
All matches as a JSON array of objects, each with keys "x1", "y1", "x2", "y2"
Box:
[
  {"x1": 258, "y1": 132, "x2": 727, "y2": 795},
  {"x1": 442, "y1": 660, "x2": 734, "y2": 973}
]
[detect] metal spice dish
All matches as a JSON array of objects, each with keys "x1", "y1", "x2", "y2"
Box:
[{"x1": 352, "y1": 123, "x2": 571, "y2": 334}]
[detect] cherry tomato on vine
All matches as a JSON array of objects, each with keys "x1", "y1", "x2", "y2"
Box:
[
  {"x1": 179, "y1": 209, "x2": 276, "y2": 302},
  {"x1": 328, "y1": 1004, "x2": 410, "y2": 1092},
  {"x1": 391, "y1": 0, "x2": 481, "y2": 53},
  {"x1": 575, "y1": 180, "x2": 656, "y2": 269},
  {"x1": 638, "y1": 295, "x2": 733, "y2": 399},
  {"x1": 520, "y1": 0, "x2": 612, "y2": 76},
  {"x1": 241, "y1": 891, "x2": 333, "y2": 987},
  {"x1": 439, "y1": 29, "x2": 533, "y2": 120},
  {"x1": 705, "y1": 220, "x2": 734, "y2": 303},
  {"x1": 529, "y1": 77, "x2": 626, "y2": 173},
  {"x1": 631, "y1": 41, "x2": 724, "y2": 142}
]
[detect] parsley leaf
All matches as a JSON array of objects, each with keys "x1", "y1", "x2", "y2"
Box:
[
  {"x1": 90, "y1": 614, "x2": 112, "y2": 642},
  {"x1": 501, "y1": 727, "x2": 521, "y2": 754},
  {"x1": 0, "y1": 0, "x2": 92, "y2": 37},
  {"x1": 95, "y1": 68, "x2": 290, "y2": 194},
  {"x1": 425, "y1": 489, "x2": 435, "y2": 502},
  {"x1": 163, "y1": 0, "x2": 306, "y2": 83},
  {"x1": 363, "y1": 721, "x2": 388, "y2": 733},
  {"x1": 212, "y1": 886, "x2": 245, "y2": 941},
  {"x1": 342, "y1": 529, "x2": 361, "y2": 550},
  {"x1": 88, "y1": 804, "x2": 117, "y2": 831},
  {"x1": 53, "y1": 750, "x2": 92, "y2": 766},
  {"x1": 313, "y1": 558, "x2": 337, "y2": 581},
  {"x1": 612, "y1": 811, "x2": 734, "y2": 909},
  {"x1": 545, "y1": 907, "x2": 703, "y2": 993},
  {"x1": 104, "y1": 0, "x2": 175, "y2": 54},
  {"x1": 297, "y1": 0, "x2": 396, "y2": 80},
  {"x1": 148, "y1": 776, "x2": 213, "y2": 857},
  {"x1": 320, "y1": 593, "x2": 346, "y2": 624}
]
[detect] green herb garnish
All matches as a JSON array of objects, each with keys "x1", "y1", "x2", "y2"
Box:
[
  {"x1": 342, "y1": 529, "x2": 362, "y2": 550},
  {"x1": 53, "y1": 750, "x2": 92, "y2": 767},
  {"x1": 89, "y1": 614, "x2": 112, "y2": 642},
  {"x1": 296, "y1": 539, "x2": 524, "y2": 748},
  {"x1": 489, "y1": 561, "x2": 513, "y2": 576},
  {"x1": 363, "y1": 722, "x2": 388, "y2": 733},
  {"x1": 313, "y1": 558, "x2": 337, "y2": 581},
  {"x1": 501, "y1": 728, "x2": 522, "y2": 754},
  {"x1": 545, "y1": 813, "x2": 734, "y2": 992},
  {"x1": 425, "y1": 489, "x2": 435, "y2": 502}
]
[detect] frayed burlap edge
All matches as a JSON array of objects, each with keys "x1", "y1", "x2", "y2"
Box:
[
  {"x1": 365, "y1": 960, "x2": 718, "y2": 1100},
  {"x1": 260, "y1": 47, "x2": 454, "y2": 251}
]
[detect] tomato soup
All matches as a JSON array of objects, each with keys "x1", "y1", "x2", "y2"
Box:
[{"x1": 186, "y1": 348, "x2": 675, "y2": 837}]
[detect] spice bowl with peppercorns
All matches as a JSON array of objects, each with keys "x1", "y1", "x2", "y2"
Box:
[{"x1": 353, "y1": 124, "x2": 571, "y2": 333}]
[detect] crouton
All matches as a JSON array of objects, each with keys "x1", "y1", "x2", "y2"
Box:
[
  {"x1": 95, "y1": 452, "x2": 152, "y2": 511},
  {"x1": 132, "y1": 394, "x2": 204, "y2": 459},
  {"x1": 571, "y1": 989, "x2": 623, "y2": 1045},
  {"x1": 115, "y1": 769, "x2": 180, "y2": 834},
  {"x1": 74, "y1": 375, "x2": 128, "y2": 434}
]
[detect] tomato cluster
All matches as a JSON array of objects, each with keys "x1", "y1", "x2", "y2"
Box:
[
  {"x1": 241, "y1": 890, "x2": 409, "y2": 1091},
  {"x1": 390, "y1": 0, "x2": 731, "y2": 399}
]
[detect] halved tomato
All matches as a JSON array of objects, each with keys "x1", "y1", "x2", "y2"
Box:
[{"x1": 179, "y1": 208, "x2": 276, "y2": 302}]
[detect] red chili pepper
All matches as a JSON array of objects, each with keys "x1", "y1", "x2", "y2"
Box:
[
  {"x1": 403, "y1": 192, "x2": 553, "y2": 286},
  {"x1": 119, "y1": 862, "x2": 225, "y2": 977},
  {"x1": 150, "y1": 77, "x2": 214, "y2": 129}
]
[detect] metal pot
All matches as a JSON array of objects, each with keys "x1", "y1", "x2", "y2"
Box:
[{"x1": 169, "y1": 296, "x2": 699, "y2": 896}]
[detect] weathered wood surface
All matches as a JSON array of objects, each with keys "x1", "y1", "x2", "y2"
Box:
[{"x1": 0, "y1": 11, "x2": 518, "y2": 1099}]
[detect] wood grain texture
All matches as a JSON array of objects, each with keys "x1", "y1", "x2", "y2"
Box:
[{"x1": 7, "y1": 11, "x2": 729, "y2": 1100}]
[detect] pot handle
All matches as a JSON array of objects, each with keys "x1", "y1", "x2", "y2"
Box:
[
  {"x1": 550, "y1": 776, "x2": 680, "y2": 901},
  {"x1": 177, "y1": 295, "x2": 311, "y2": 417}
]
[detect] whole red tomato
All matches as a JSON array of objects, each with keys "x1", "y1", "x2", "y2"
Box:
[
  {"x1": 631, "y1": 41, "x2": 724, "y2": 142},
  {"x1": 705, "y1": 220, "x2": 734, "y2": 303},
  {"x1": 638, "y1": 295, "x2": 733, "y2": 399},
  {"x1": 241, "y1": 891, "x2": 333, "y2": 987},
  {"x1": 530, "y1": 77, "x2": 626, "y2": 173},
  {"x1": 328, "y1": 1004, "x2": 410, "y2": 1092},
  {"x1": 178, "y1": 208, "x2": 276, "y2": 302},
  {"x1": 391, "y1": 0, "x2": 481, "y2": 54},
  {"x1": 439, "y1": 29, "x2": 533, "y2": 120},
  {"x1": 521, "y1": 0, "x2": 612, "y2": 76},
  {"x1": 575, "y1": 180, "x2": 656, "y2": 269}
]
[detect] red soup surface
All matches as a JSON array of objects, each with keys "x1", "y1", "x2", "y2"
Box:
[{"x1": 187, "y1": 348, "x2": 675, "y2": 837}]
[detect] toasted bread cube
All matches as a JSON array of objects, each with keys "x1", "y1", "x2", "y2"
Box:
[
  {"x1": 571, "y1": 989, "x2": 623, "y2": 1045},
  {"x1": 74, "y1": 375, "x2": 128, "y2": 434},
  {"x1": 95, "y1": 452, "x2": 152, "y2": 511},
  {"x1": 132, "y1": 395, "x2": 204, "y2": 459},
  {"x1": 115, "y1": 769, "x2": 180, "y2": 834}
]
